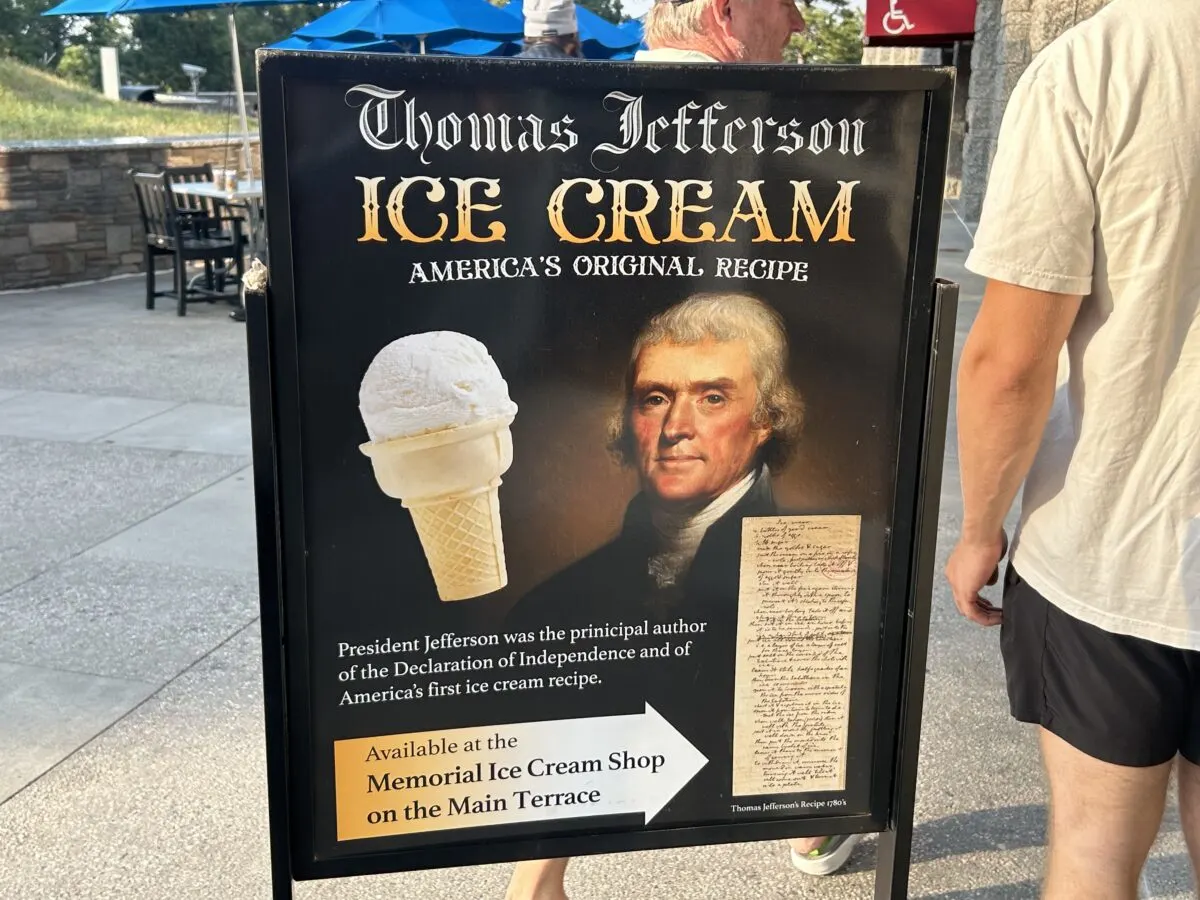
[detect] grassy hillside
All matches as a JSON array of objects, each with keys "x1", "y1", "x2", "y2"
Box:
[{"x1": 0, "y1": 56, "x2": 247, "y2": 142}]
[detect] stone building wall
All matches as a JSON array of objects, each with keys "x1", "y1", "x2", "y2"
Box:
[
  {"x1": 861, "y1": 45, "x2": 944, "y2": 65},
  {"x1": 961, "y1": 0, "x2": 1112, "y2": 220},
  {"x1": 0, "y1": 137, "x2": 261, "y2": 292}
]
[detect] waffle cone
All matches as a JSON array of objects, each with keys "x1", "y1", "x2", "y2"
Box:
[
  {"x1": 360, "y1": 416, "x2": 514, "y2": 602},
  {"x1": 406, "y1": 486, "x2": 507, "y2": 601}
]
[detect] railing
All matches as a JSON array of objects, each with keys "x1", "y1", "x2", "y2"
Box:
[{"x1": 114, "y1": 89, "x2": 260, "y2": 118}]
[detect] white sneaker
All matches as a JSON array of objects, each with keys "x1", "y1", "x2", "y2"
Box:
[{"x1": 789, "y1": 834, "x2": 864, "y2": 876}]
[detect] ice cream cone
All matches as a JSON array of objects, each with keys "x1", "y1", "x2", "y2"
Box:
[{"x1": 360, "y1": 415, "x2": 514, "y2": 601}]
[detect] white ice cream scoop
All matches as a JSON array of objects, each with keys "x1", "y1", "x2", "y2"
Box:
[
  {"x1": 358, "y1": 331, "x2": 518, "y2": 443},
  {"x1": 357, "y1": 331, "x2": 518, "y2": 602}
]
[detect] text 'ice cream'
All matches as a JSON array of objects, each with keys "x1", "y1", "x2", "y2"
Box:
[{"x1": 358, "y1": 332, "x2": 518, "y2": 602}]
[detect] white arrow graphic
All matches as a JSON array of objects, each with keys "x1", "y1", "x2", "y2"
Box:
[
  {"x1": 333, "y1": 704, "x2": 709, "y2": 841},
  {"x1": 519, "y1": 702, "x2": 710, "y2": 823}
]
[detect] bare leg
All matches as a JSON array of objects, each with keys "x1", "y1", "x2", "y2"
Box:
[
  {"x1": 504, "y1": 858, "x2": 570, "y2": 900},
  {"x1": 1040, "y1": 728, "x2": 1171, "y2": 900},
  {"x1": 1175, "y1": 756, "x2": 1200, "y2": 883}
]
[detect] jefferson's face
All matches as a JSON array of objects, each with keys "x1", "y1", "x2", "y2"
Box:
[{"x1": 631, "y1": 338, "x2": 770, "y2": 510}]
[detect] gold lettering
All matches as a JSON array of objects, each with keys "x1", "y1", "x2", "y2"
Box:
[
  {"x1": 717, "y1": 180, "x2": 780, "y2": 243},
  {"x1": 605, "y1": 179, "x2": 661, "y2": 245},
  {"x1": 664, "y1": 179, "x2": 716, "y2": 243},
  {"x1": 386, "y1": 176, "x2": 448, "y2": 243},
  {"x1": 450, "y1": 177, "x2": 505, "y2": 243},
  {"x1": 547, "y1": 178, "x2": 605, "y2": 244},
  {"x1": 355, "y1": 176, "x2": 386, "y2": 243},
  {"x1": 788, "y1": 180, "x2": 859, "y2": 243}
]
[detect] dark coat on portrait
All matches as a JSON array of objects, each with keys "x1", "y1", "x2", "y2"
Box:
[{"x1": 506, "y1": 472, "x2": 779, "y2": 826}]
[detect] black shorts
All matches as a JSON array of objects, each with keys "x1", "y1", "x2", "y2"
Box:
[{"x1": 1002, "y1": 565, "x2": 1200, "y2": 768}]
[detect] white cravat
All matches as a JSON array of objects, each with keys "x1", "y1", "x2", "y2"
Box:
[{"x1": 646, "y1": 468, "x2": 759, "y2": 589}]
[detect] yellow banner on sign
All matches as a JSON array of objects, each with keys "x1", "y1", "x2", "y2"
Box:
[{"x1": 333, "y1": 707, "x2": 707, "y2": 841}]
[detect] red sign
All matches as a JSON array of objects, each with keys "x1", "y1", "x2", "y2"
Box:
[{"x1": 864, "y1": 0, "x2": 977, "y2": 42}]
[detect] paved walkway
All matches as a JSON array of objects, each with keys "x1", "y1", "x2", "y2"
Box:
[{"x1": 0, "y1": 212, "x2": 1191, "y2": 898}]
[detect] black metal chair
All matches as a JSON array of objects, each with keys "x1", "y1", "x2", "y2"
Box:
[
  {"x1": 162, "y1": 164, "x2": 233, "y2": 293},
  {"x1": 130, "y1": 169, "x2": 245, "y2": 316},
  {"x1": 161, "y1": 164, "x2": 218, "y2": 213}
]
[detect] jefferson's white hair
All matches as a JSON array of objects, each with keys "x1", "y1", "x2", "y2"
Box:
[{"x1": 608, "y1": 292, "x2": 805, "y2": 471}]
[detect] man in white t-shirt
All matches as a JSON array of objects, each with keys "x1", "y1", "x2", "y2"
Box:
[{"x1": 947, "y1": 0, "x2": 1200, "y2": 895}]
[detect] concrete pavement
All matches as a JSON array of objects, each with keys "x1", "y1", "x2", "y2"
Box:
[{"x1": 0, "y1": 212, "x2": 1192, "y2": 898}]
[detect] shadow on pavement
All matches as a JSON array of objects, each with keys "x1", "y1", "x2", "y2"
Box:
[
  {"x1": 911, "y1": 804, "x2": 1047, "y2": 862},
  {"x1": 915, "y1": 884, "x2": 1039, "y2": 899},
  {"x1": 913, "y1": 851, "x2": 1195, "y2": 899},
  {"x1": 825, "y1": 805, "x2": 1049, "y2": 877},
  {"x1": 842, "y1": 803, "x2": 1181, "y2": 875},
  {"x1": 1143, "y1": 852, "x2": 1194, "y2": 893},
  {"x1": 909, "y1": 803, "x2": 1183, "y2": 866}
]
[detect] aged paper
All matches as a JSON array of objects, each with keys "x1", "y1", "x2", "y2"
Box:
[{"x1": 732, "y1": 515, "x2": 861, "y2": 797}]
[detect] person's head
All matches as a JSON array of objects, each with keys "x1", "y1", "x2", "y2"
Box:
[
  {"x1": 522, "y1": 33, "x2": 581, "y2": 55},
  {"x1": 644, "y1": 0, "x2": 805, "y2": 63},
  {"x1": 608, "y1": 293, "x2": 805, "y2": 511},
  {"x1": 523, "y1": 0, "x2": 581, "y2": 55}
]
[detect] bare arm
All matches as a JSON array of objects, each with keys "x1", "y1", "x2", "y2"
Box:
[{"x1": 946, "y1": 278, "x2": 1082, "y2": 624}]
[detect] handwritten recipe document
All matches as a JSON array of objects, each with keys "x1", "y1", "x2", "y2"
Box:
[{"x1": 732, "y1": 515, "x2": 861, "y2": 796}]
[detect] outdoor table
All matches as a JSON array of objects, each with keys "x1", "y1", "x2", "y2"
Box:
[
  {"x1": 170, "y1": 178, "x2": 264, "y2": 321},
  {"x1": 170, "y1": 178, "x2": 265, "y2": 258}
]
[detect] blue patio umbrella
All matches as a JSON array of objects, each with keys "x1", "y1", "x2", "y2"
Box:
[
  {"x1": 44, "y1": 0, "x2": 327, "y2": 176},
  {"x1": 575, "y1": 6, "x2": 638, "y2": 50},
  {"x1": 268, "y1": 31, "x2": 514, "y2": 55},
  {"x1": 617, "y1": 18, "x2": 643, "y2": 46},
  {"x1": 39, "y1": 0, "x2": 120, "y2": 12},
  {"x1": 267, "y1": 33, "x2": 405, "y2": 51},
  {"x1": 295, "y1": 0, "x2": 522, "y2": 52},
  {"x1": 434, "y1": 36, "x2": 517, "y2": 55}
]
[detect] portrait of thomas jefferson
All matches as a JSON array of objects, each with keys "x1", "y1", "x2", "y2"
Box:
[
  {"x1": 506, "y1": 292, "x2": 805, "y2": 823},
  {"x1": 512, "y1": 290, "x2": 805, "y2": 628},
  {"x1": 506, "y1": 291, "x2": 805, "y2": 819}
]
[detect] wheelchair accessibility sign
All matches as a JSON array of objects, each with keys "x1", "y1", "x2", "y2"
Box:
[
  {"x1": 865, "y1": 0, "x2": 976, "y2": 43},
  {"x1": 882, "y1": 0, "x2": 915, "y2": 36}
]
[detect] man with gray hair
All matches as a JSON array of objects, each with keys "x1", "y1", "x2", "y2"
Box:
[
  {"x1": 505, "y1": 293, "x2": 829, "y2": 900},
  {"x1": 634, "y1": 0, "x2": 804, "y2": 65}
]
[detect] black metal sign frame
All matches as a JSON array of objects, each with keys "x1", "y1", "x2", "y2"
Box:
[{"x1": 248, "y1": 51, "x2": 955, "y2": 900}]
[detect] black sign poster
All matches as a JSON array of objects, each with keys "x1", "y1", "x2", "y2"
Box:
[{"x1": 250, "y1": 51, "x2": 955, "y2": 894}]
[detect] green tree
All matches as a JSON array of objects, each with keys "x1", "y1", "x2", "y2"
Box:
[
  {"x1": 1, "y1": 0, "x2": 133, "y2": 79},
  {"x1": 123, "y1": 5, "x2": 327, "y2": 92},
  {"x1": 577, "y1": 0, "x2": 625, "y2": 24},
  {"x1": 1, "y1": 0, "x2": 74, "y2": 67},
  {"x1": 55, "y1": 42, "x2": 96, "y2": 86},
  {"x1": 788, "y1": 0, "x2": 864, "y2": 64}
]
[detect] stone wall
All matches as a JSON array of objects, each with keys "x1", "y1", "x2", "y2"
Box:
[
  {"x1": 961, "y1": 0, "x2": 1112, "y2": 220},
  {"x1": 0, "y1": 137, "x2": 261, "y2": 292},
  {"x1": 947, "y1": 42, "x2": 972, "y2": 200}
]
